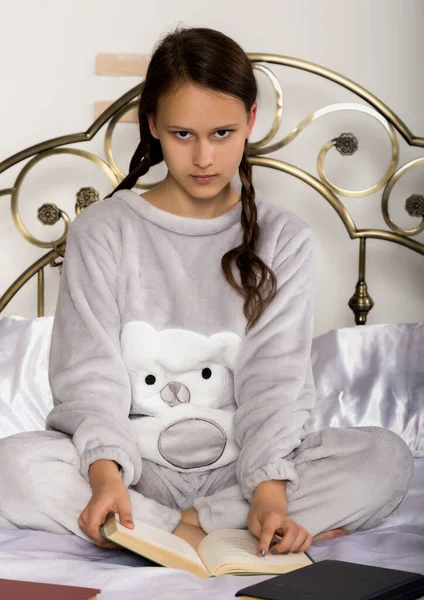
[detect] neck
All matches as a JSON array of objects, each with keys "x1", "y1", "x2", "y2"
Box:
[{"x1": 141, "y1": 173, "x2": 241, "y2": 219}]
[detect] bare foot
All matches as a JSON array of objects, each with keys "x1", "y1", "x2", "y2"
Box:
[{"x1": 313, "y1": 527, "x2": 348, "y2": 542}]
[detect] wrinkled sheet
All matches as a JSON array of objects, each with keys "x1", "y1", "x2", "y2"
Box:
[{"x1": 0, "y1": 459, "x2": 422, "y2": 600}]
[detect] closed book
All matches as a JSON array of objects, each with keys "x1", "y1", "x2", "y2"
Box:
[
  {"x1": 0, "y1": 578, "x2": 101, "y2": 599},
  {"x1": 235, "y1": 559, "x2": 424, "y2": 600}
]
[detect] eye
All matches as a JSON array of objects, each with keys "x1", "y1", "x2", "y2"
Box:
[
  {"x1": 202, "y1": 368, "x2": 212, "y2": 380},
  {"x1": 174, "y1": 131, "x2": 192, "y2": 140},
  {"x1": 214, "y1": 129, "x2": 233, "y2": 138},
  {"x1": 145, "y1": 374, "x2": 156, "y2": 385}
]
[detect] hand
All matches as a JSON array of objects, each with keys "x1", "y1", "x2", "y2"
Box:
[
  {"x1": 248, "y1": 494, "x2": 348, "y2": 556},
  {"x1": 78, "y1": 459, "x2": 135, "y2": 549},
  {"x1": 248, "y1": 492, "x2": 312, "y2": 556}
]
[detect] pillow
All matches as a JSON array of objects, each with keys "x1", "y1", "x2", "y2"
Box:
[
  {"x1": 0, "y1": 316, "x2": 53, "y2": 438},
  {"x1": 0, "y1": 316, "x2": 422, "y2": 457},
  {"x1": 304, "y1": 322, "x2": 424, "y2": 457}
]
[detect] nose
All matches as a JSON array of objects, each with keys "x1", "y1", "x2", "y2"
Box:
[
  {"x1": 161, "y1": 381, "x2": 191, "y2": 407},
  {"x1": 193, "y1": 138, "x2": 214, "y2": 169}
]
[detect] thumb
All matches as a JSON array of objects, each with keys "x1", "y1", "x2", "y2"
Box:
[{"x1": 117, "y1": 498, "x2": 135, "y2": 530}]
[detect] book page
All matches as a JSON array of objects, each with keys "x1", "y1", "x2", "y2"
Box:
[
  {"x1": 198, "y1": 529, "x2": 311, "y2": 575},
  {"x1": 110, "y1": 517, "x2": 205, "y2": 569}
]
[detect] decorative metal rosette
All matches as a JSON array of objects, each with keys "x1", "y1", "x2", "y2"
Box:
[
  {"x1": 334, "y1": 133, "x2": 359, "y2": 156},
  {"x1": 37, "y1": 203, "x2": 61, "y2": 225},
  {"x1": 76, "y1": 186, "x2": 99, "y2": 209},
  {"x1": 405, "y1": 194, "x2": 424, "y2": 218}
]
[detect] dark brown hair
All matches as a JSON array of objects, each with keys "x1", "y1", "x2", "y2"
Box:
[{"x1": 106, "y1": 26, "x2": 277, "y2": 332}]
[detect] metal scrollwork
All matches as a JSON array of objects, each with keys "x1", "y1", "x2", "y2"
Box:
[
  {"x1": 10, "y1": 148, "x2": 118, "y2": 248},
  {"x1": 382, "y1": 157, "x2": 424, "y2": 237},
  {"x1": 1, "y1": 52, "x2": 424, "y2": 321},
  {"x1": 317, "y1": 104, "x2": 399, "y2": 198}
]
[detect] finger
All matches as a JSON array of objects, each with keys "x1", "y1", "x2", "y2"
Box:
[
  {"x1": 297, "y1": 534, "x2": 313, "y2": 553},
  {"x1": 288, "y1": 529, "x2": 309, "y2": 553},
  {"x1": 86, "y1": 506, "x2": 110, "y2": 545},
  {"x1": 257, "y1": 521, "x2": 278, "y2": 556},
  {"x1": 117, "y1": 498, "x2": 135, "y2": 530},
  {"x1": 269, "y1": 535, "x2": 280, "y2": 549},
  {"x1": 272, "y1": 525, "x2": 298, "y2": 554}
]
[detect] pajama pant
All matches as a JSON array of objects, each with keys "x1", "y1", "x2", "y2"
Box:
[{"x1": 0, "y1": 425, "x2": 414, "y2": 542}]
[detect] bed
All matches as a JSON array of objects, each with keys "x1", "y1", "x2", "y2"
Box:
[{"x1": 0, "y1": 52, "x2": 423, "y2": 599}]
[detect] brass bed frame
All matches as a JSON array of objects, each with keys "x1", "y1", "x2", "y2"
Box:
[{"x1": 1, "y1": 53, "x2": 423, "y2": 324}]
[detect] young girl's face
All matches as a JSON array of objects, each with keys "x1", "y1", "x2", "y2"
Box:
[{"x1": 147, "y1": 83, "x2": 257, "y2": 198}]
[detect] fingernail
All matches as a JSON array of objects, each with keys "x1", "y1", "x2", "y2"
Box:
[
  {"x1": 283, "y1": 550, "x2": 290, "y2": 555},
  {"x1": 259, "y1": 549, "x2": 266, "y2": 557},
  {"x1": 126, "y1": 520, "x2": 134, "y2": 525},
  {"x1": 271, "y1": 550, "x2": 278, "y2": 555},
  {"x1": 293, "y1": 550, "x2": 300, "y2": 554}
]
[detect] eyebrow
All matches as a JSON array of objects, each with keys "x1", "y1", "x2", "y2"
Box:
[{"x1": 167, "y1": 123, "x2": 239, "y2": 131}]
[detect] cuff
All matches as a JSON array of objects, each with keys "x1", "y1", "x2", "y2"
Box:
[
  {"x1": 80, "y1": 446, "x2": 142, "y2": 487},
  {"x1": 241, "y1": 459, "x2": 299, "y2": 502}
]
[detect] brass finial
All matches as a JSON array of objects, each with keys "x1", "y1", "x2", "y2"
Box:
[{"x1": 348, "y1": 281, "x2": 374, "y2": 325}]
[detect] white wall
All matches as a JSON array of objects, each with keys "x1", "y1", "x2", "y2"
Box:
[{"x1": 1, "y1": 0, "x2": 423, "y2": 336}]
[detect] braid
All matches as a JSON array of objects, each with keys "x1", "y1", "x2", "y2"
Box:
[
  {"x1": 221, "y1": 141, "x2": 277, "y2": 333},
  {"x1": 104, "y1": 117, "x2": 163, "y2": 199}
]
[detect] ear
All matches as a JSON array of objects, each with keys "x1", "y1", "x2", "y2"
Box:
[
  {"x1": 247, "y1": 102, "x2": 257, "y2": 138},
  {"x1": 147, "y1": 114, "x2": 159, "y2": 139}
]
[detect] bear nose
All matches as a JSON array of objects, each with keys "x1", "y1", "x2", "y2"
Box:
[{"x1": 161, "y1": 381, "x2": 190, "y2": 407}]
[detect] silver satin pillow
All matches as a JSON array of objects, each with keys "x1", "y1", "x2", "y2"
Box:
[
  {"x1": 0, "y1": 317, "x2": 422, "y2": 456},
  {"x1": 304, "y1": 322, "x2": 424, "y2": 457},
  {"x1": 0, "y1": 316, "x2": 53, "y2": 437}
]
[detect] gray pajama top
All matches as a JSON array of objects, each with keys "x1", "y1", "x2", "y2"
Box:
[{"x1": 46, "y1": 188, "x2": 316, "y2": 506}]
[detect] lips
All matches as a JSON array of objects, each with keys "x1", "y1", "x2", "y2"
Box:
[{"x1": 192, "y1": 175, "x2": 215, "y2": 183}]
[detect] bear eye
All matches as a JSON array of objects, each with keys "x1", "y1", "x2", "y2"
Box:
[
  {"x1": 202, "y1": 368, "x2": 212, "y2": 380},
  {"x1": 145, "y1": 374, "x2": 156, "y2": 385}
]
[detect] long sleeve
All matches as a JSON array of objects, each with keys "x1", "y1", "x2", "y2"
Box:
[
  {"x1": 233, "y1": 217, "x2": 317, "y2": 502},
  {"x1": 46, "y1": 214, "x2": 142, "y2": 487}
]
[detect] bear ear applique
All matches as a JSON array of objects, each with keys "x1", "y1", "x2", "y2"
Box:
[
  {"x1": 121, "y1": 321, "x2": 243, "y2": 377},
  {"x1": 209, "y1": 331, "x2": 243, "y2": 370}
]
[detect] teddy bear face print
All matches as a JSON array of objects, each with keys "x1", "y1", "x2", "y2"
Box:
[
  {"x1": 120, "y1": 321, "x2": 243, "y2": 471},
  {"x1": 120, "y1": 321, "x2": 243, "y2": 417}
]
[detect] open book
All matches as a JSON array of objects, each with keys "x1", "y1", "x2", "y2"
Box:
[{"x1": 101, "y1": 515, "x2": 313, "y2": 579}]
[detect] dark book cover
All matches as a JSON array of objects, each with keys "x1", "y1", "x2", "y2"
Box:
[
  {"x1": 0, "y1": 578, "x2": 101, "y2": 600},
  {"x1": 235, "y1": 559, "x2": 424, "y2": 600}
]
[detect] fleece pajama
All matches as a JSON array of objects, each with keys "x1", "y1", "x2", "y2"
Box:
[{"x1": 0, "y1": 189, "x2": 414, "y2": 540}]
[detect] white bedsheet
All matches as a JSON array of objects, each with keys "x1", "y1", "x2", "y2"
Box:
[{"x1": 0, "y1": 459, "x2": 422, "y2": 600}]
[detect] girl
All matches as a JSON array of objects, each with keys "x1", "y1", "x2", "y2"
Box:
[{"x1": 0, "y1": 26, "x2": 414, "y2": 559}]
